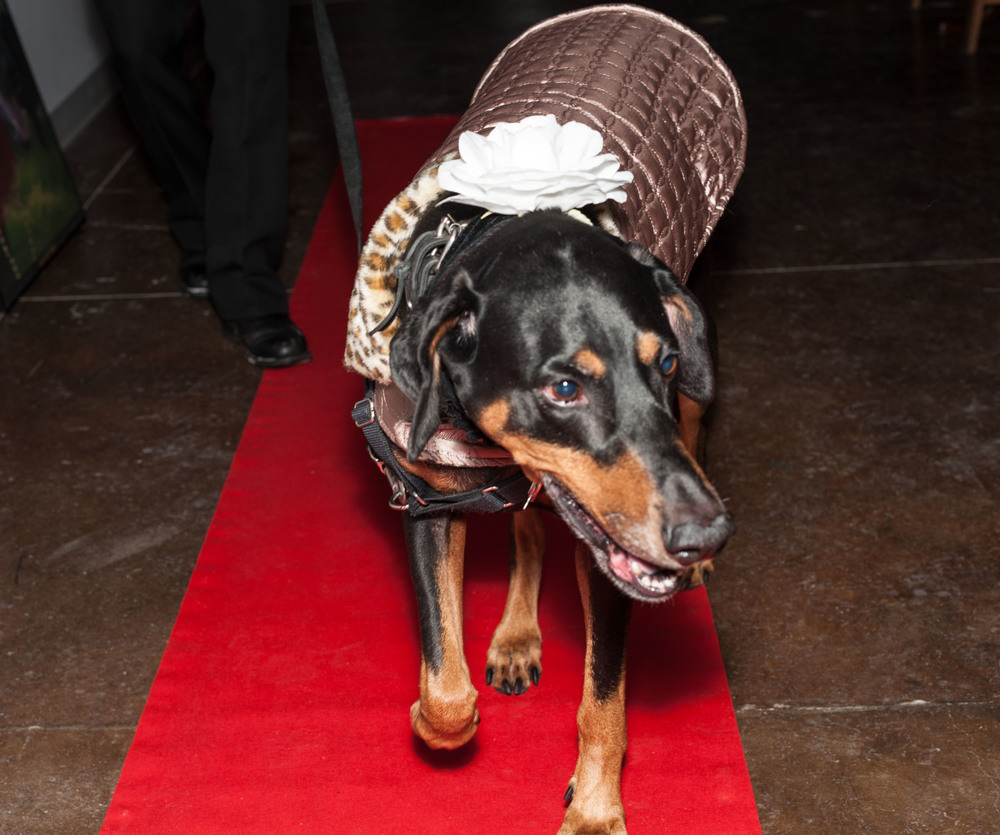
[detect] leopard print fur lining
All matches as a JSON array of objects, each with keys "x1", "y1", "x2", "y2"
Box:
[{"x1": 343, "y1": 162, "x2": 448, "y2": 383}]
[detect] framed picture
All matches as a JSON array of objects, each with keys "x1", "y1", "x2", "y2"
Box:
[{"x1": 0, "y1": 1, "x2": 84, "y2": 310}]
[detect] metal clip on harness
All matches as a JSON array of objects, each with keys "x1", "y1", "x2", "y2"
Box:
[{"x1": 369, "y1": 215, "x2": 468, "y2": 335}]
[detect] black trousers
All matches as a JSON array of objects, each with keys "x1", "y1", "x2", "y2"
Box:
[{"x1": 93, "y1": 0, "x2": 290, "y2": 320}]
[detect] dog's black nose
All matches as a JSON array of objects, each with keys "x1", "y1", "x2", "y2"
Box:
[{"x1": 666, "y1": 513, "x2": 734, "y2": 564}]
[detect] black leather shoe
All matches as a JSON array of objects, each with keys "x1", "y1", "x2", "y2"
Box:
[
  {"x1": 221, "y1": 314, "x2": 312, "y2": 368},
  {"x1": 180, "y1": 266, "x2": 209, "y2": 298}
]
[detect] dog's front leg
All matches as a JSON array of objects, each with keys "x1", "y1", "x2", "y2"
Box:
[
  {"x1": 486, "y1": 506, "x2": 545, "y2": 694},
  {"x1": 403, "y1": 511, "x2": 479, "y2": 750},
  {"x1": 560, "y1": 541, "x2": 632, "y2": 835}
]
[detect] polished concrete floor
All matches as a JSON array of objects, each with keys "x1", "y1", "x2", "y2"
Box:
[{"x1": 1, "y1": 1, "x2": 998, "y2": 832}]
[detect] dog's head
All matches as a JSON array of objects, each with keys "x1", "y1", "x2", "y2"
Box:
[{"x1": 391, "y1": 211, "x2": 733, "y2": 600}]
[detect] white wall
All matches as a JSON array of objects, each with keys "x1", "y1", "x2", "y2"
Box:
[{"x1": 6, "y1": 0, "x2": 110, "y2": 140}]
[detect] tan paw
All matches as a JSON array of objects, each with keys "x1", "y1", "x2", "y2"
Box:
[
  {"x1": 682, "y1": 558, "x2": 713, "y2": 590},
  {"x1": 409, "y1": 698, "x2": 479, "y2": 750},
  {"x1": 558, "y1": 807, "x2": 627, "y2": 834},
  {"x1": 558, "y1": 777, "x2": 627, "y2": 834},
  {"x1": 485, "y1": 629, "x2": 542, "y2": 695}
]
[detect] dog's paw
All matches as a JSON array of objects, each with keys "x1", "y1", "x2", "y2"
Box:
[
  {"x1": 485, "y1": 629, "x2": 542, "y2": 695},
  {"x1": 559, "y1": 776, "x2": 627, "y2": 834},
  {"x1": 557, "y1": 817, "x2": 627, "y2": 835},
  {"x1": 558, "y1": 802, "x2": 627, "y2": 834},
  {"x1": 410, "y1": 699, "x2": 480, "y2": 750},
  {"x1": 557, "y1": 818, "x2": 627, "y2": 835},
  {"x1": 681, "y1": 558, "x2": 713, "y2": 590}
]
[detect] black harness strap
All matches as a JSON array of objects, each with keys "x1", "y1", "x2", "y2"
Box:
[
  {"x1": 312, "y1": 0, "x2": 363, "y2": 252},
  {"x1": 370, "y1": 209, "x2": 510, "y2": 335},
  {"x1": 352, "y1": 379, "x2": 533, "y2": 516}
]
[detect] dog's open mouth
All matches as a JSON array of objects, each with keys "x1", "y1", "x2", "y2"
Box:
[{"x1": 543, "y1": 477, "x2": 684, "y2": 601}]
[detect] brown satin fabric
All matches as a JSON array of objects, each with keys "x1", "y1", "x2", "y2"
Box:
[{"x1": 428, "y1": 4, "x2": 747, "y2": 280}]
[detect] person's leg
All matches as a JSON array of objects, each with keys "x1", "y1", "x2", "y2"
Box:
[
  {"x1": 200, "y1": 0, "x2": 290, "y2": 321},
  {"x1": 92, "y1": 0, "x2": 209, "y2": 285},
  {"x1": 199, "y1": 0, "x2": 308, "y2": 367}
]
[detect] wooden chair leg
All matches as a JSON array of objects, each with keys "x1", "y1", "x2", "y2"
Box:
[
  {"x1": 967, "y1": 0, "x2": 986, "y2": 54},
  {"x1": 966, "y1": 0, "x2": 1000, "y2": 54}
]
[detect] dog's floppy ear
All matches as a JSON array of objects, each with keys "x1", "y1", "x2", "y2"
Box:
[
  {"x1": 651, "y1": 267, "x2": 716, "y2": 405},
  {"x1": 626, "y1": 243, "x2": 715, "y2": 405},
  {"x1": 389, "y1": 269, "x2": 480, "y2": 462}
]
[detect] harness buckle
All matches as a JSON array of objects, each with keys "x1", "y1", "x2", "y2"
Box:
[{"x1": 353, "y1": 397, "x2": 376, "y2": 428}]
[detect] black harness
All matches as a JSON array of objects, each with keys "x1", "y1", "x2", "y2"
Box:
[
  {"x1": 352, "y1": 380, "x2": 534, "y2": 516},
  {"x1": 369, "y1": 209, "x2": 509, "y2": 335}
]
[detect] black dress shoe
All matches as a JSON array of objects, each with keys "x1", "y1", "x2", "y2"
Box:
[
  {"x1": 221, "y1": 314, "x2": 312, "y2": 368},
  {"x1": 180, "y1": 266, "x2": 210, "y2": 298}
]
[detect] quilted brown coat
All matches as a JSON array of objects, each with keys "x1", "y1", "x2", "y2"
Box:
[{"x1": 344, "y1": 4, "x2": 747, "y2": 383}]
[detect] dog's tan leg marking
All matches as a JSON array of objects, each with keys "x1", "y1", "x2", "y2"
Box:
[
  {"x1": 486, "y1": 507, "x2": 545, "y2": 694},
  {"x1": 408, "y1": 514, "x2": 480, "y2": 750},
  {"x1": 560, "y1": 542, "x2": 629, "y2": 835}
]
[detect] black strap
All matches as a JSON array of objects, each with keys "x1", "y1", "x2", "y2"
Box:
[
  {"x1": 352, "y1": 380, "x2": 534, "y2": 516},
  {"x1": 312, "y1": 0, "x2": 363, "y2": 252},
  {"x1": 369, "y1": 210, "x2": 512, "y2": 335}
]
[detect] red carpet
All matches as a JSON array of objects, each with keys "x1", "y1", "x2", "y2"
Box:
[{"x1": 101, "y1": 117, "x2": 760, "y2": 834}]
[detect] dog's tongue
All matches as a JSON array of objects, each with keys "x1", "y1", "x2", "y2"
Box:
[
  {"x1": 609, "y1": 548, "x2": 680, "y2": 596},
  {"x1": 609, "y1": 550, "x2": 637, "y2": 584},
  {"x1": 609, "y1": 548, "x2": 661, "y2": 583}
]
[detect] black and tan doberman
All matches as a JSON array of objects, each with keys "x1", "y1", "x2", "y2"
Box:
[{"x1": 382, "y1": 207, "x2": 734, "y2": 833}]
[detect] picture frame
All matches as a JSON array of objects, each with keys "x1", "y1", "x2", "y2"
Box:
[{"x1": 0, "y1": 0, "x2": 84, "y2": 310}]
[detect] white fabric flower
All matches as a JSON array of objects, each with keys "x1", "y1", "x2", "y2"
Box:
[{"x1": 437, "y1": 115, "x2": 633, "y2": 215}]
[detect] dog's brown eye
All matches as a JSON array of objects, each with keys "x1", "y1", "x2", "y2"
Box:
[
  {"x1": 660, "y1": 355, "x2": 678, "y2": 377},
  {"x1": 544, "y1": 379, "x2": 583, "y2": 405}
]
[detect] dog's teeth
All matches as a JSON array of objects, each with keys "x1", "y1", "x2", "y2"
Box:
[
  {"x1": 636, "y1": 573, "x2": 658, "y2": 590},
  {"x1": 628, "y1": 556, "x2": 653, "y2": 576},
  {"x1": 636, "y1": 571, "x2": 677, "y2": 594}
]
